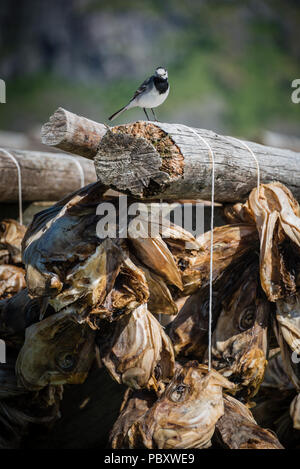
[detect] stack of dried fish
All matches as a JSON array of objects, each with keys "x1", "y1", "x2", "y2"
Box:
[{"x1": 1, "y1": 180, "x2": 300, "y2": 448}]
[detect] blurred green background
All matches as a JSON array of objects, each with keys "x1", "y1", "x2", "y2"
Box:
[{"x1": 0, "y1": 0, "x2": 299, "y2": 139}]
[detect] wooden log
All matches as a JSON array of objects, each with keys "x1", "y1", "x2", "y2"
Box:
[
  {"x1": 41, "y1": 107, "x2": 107, "y2": 159},
  {"x1": 0, "y1": 148, "x2": 96, "y2": 202},
  {"x1": 93, "y1": 122, "x2": 300, "y2": 203}
]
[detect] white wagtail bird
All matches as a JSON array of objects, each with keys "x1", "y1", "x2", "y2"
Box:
[{"x1": 108, "y1": 67, "x2": 169, "y2": 122}]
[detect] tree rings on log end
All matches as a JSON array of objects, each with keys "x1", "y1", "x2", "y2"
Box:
[{"x1": 94, "y1": 122, "x2": 184, "y2": 197}]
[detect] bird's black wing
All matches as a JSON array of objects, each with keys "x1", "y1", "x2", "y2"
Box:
[{"x1": 130, "y1": 76, "x2": 153, "y2": 102}]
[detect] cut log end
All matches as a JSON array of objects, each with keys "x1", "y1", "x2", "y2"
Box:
[
  {"x1": 94, "y1": 122, "x2": 184, "y2": 197},
  {"x1": 41, "y1": 107, "x2": 68, "y2": 146},
  {"x1": 41, "y1": 107, "x2": 108, "y2": 159}
]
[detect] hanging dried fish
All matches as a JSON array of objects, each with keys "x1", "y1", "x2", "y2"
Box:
[
  {"x1": 274, "y1": 292, "x2": 300, "y2": 391},
  {"x1": 167, "y1": 249, "x2": 259, "y2": 360},
  {"x1": 0, "y1": 219, "x2": 26, "y2": 265},
  {"x1": 16, "y1": 311, "x2": 95, "y2": 390},
  {"x1": 97, "y1": 304, "x2": 175, "y2": 391},
  {"x1": 0, "y1": 265, "x2": 26, "y2": 300},
  {"x1": 119, "y1": 362, "x2": 234, "y2": 449},
  {"x1": 210, "y1": 262, "x2": 269, "y2": 401},
  {"x1": 110, "y1": 389, "x2": 156, "y2": 449},
  {"x1": 226, "y1": 183, "x2": 300, "y2": 301},
  {"x1": 214, "y1": 395, "x2": 283, "y2": 449},
  {"x1": 22, "y1": 182, "x2": 107, "y2": 298},
  {"x1": 173, "y1": 224, "x2": 259, "y2": 297}
]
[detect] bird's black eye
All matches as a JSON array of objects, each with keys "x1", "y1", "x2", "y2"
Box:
[
  {"x1": 57, "y1": 353, "x2": 77, "y2": 371},
  {"x1": 170, "y1": 384, "x2": 189, "y2": 402},
  {"x1": 239, "y1": 307, "x2": 256, "y2": 331},
  {"x1": 0, "y1": 223, "x2": 6, "y2": 234}
]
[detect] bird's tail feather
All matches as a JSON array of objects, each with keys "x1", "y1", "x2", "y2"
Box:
[{"x1": 108, "y1": 105, "x2": 129, "y2": 121}]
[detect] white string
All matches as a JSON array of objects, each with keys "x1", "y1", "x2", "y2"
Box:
[
  {"x1": 182, "y1": 126, "x2": 215, "y2": 372},
  {"x1": 1, "y1": 148, "x2": 23, "y2": 225},
  {"x1": 224, "y1": 136, "x2": 260, "y2": 189}
]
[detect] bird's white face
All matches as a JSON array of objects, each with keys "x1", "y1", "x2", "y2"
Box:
[{"x1": 155, "y1": 67, "x2": 168, "y2": 79}]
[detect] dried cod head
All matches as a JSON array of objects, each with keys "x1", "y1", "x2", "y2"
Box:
[
  {"x1": 210, "y1": 263, "x2": 269, "y2": 401},
  {"x1": 97, "y1": 304, "x2": 175, "y2": 391},
  {"x1": 167, "y1": 249, "x2": 259, "y2": 360},
  {"x1": 16, "y1": 311, "x2": 95, "y2": 390},
  {"x1": 48, "y1": 239, "x2": 149, "y2": 322},
  {"x1": 275, "y1": 292, "x2": 300, "y2": 390},
  {"x1": 110, "y1": 388, "x2": 156, "y2": 449},
  {"x1": 215, "y1": 395, "x2": 283, "y2": 449},
  {"x1": 173, "y1": 223, "x2": 259, "y2": 297},
  {"x1": 123, "y1": 362, "x2": 234, "y2": 449},
  {"x1": 0, "y1": 219, "x2": 26, "y2": 265},
  {"x1": 22, "y1": 182, "x2": 107, "y2": 298},
  {"x1": 225, "y1": 183, "x2": 300, "y2": 301},
  {"x1": 0, "y1": 264, "x2": 26, "y2": 300}
]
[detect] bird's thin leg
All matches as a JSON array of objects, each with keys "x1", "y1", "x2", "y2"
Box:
[
  {"x1": 143, "y1": 108, "x2": 150, "y2": 121},
  {"x1": 151, "y1": 108, "x2": 158, "y2": 122}
]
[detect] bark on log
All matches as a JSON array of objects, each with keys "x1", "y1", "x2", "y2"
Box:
[
  {"x1": 0, "y1": 148, "x2": 96, "y2": 202},
  {"x1": 41, "y1": 107, "x2": 107, "y2": 159},
  {"x1": 93, "y1": 122, "x2": 300, "y2": 202}
]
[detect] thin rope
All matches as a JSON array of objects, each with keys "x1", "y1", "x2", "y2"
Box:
[
  {"x1": 224, "y1": 136, "x2": 260, "y2": 189},
  {"x1": 182, "y1": 126, "x2": 215, "y2": 372},
  {"x1": 1, "y1": 149, "x2": 23, "y2": 224}
]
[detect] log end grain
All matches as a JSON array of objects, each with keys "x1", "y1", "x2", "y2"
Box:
[{"x1": 94, "y1": 122, "x2": 184, "y2": 197}]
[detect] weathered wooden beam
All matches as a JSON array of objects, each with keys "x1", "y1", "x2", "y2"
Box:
[
  {"x1": 93, "y1": 122, "x2": 300, "y2": 203},
  {"x1": 41, "y1": 107, "x2": 107, "y2": 159},
  {"x1": 0, "y1": 148, "x2": 96, "y2": 202}
]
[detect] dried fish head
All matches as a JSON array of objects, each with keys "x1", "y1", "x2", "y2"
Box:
[
  {"x1": 215, "y1": 395, "x2": 283, "y2": 449},
  {"x1": 275, "y1": 292, "x2": 300, "y2": 390},
  {"x1": 127, "y1": 362, "x2": 234, "y2": 449},
  {"x1": 140, "y1": 265, "x2": 177, "y2": 316},
  {"x1": 176, "y1": 224, "x2": 258, "y2": 296},
  {"x1": 0, "y1": 219, "x2": 26, "y2": 264},
  {"x1": 97, "y1": 304, "x2": 174, "y2": 390},
  {"x1": 16, "y1": 311, "x2": 95, "y2": 390},
  {"x1": 0, "y1": 264, "x2": 26, "y2": 300},
  {"x1": 242, "y1": 183, "x2": 300, "y2": 301},
  {"x1": 211, "y1": 263, "x2": 269, "y2": 400},
  {"x1": 93, "y1": 255, "x2": 149, "y2": 321},
  {"x1": 110, "y1": 389, "x2": 156, "y2": 449},
  {"x1": 22, "y1": 182, "x2": 106, "y2": 298}
]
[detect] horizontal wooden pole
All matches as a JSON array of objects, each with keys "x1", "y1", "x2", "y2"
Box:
[
  {"x1": 0, "y1": 148, "x2": 96, "y2": 202},
  {"x1": 41, "y1": 107, "x2": 107, "y2": 159},
  {"x1": 93, "y1": 122, "x2": 300, "y2": 202}
]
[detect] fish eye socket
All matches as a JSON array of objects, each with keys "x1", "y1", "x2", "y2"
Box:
[
  {"x1": 57, "y1": 353, "x2": 77, "y2": 371},
  {"x1": 239, "y1": 307, "x2": 256, "y2": 331},
  {"x1": 170, "y1": 384, "x2": 189, "y2": 402}
]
